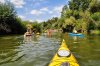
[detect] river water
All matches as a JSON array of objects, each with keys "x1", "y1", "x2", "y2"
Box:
[{"x1": 0, "y1": 33, "x2": 100, "y2": 66}]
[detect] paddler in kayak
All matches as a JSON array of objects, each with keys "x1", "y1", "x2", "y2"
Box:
[
  {"x1": 24, "y1": 23, "x2": 33, "y2": 37},
  {"x1": 73, "y1": 28, "x2": 77, "y2": 34},
  {"x1": 47, "y1": 29, "x2": 52, "y2": 37}
]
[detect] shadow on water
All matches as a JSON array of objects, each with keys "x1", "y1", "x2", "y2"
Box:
[{"x1": 0, "y1": 33, "x2": 100, "y2": 66}]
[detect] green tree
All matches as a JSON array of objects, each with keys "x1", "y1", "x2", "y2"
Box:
[
  {"x1": 91, "y1": 12, "x2": 100, "y2": 29},
  {"x1": 89, "y1": 0, "x2": 100, "y2": 13},
  {"x1": 69, "y1": 0, "x2": 91, "y2": 11},
  {"x1": 69, "y1": 0, "x2": 91, "y2": 19},
  {"x1": 0, "y1": 2, "x2": 25, "y2": 34},
  {"x1": 0, "y1": 2, "x2": 16, "y2": 34},
  {"x1": 61, "y1": 5, "x2": 68, "y2": 18},
  {"x1": 32, "y1": 21, "x2": 42, "y2": 33}
]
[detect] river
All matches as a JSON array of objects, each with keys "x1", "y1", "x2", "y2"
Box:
[{"x1": 0, "y1": 33, "x2": 100, "y2": 66}]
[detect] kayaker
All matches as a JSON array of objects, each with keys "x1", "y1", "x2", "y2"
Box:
[
  {"x1": 24, "y1": 31, "x2": 31, "y2": 37},
  {"x1": 47, "y1": 29, "x2": 51, "y2": 36},
  {"x1": 73, "y1": 29, "x2": 77, "y2": 34},
  {"x1": 26, "y1": 23, "x2": 33, "y2": 34}
]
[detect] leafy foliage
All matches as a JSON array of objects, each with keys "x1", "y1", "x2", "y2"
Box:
[
  {"x1": 0, "y1": 2, "x2": 25, "y2": 35},
  {"x1": 1, "y1": 0, "x2": 100, "y2": 34},
  {"x1": 41, "y1": 0, "x2": 100, "y2": 33}
]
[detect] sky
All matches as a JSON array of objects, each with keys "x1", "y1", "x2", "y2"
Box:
[{"x1": 0, "y1": 0, "x2": 69, "y2": 22}]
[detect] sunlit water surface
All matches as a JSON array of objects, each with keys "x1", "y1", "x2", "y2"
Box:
[{"x1": 0, "y1": 33, "x2": 100, "y2": 66}]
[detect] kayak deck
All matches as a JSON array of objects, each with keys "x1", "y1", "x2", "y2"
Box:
[{"x1": 48, "y1": 39, "x2": 79, "y2": 66}]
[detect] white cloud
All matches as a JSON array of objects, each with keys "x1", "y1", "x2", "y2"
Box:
[
  {"x1": 51, "y1": 15, "x2": 57, "y2": 17},
  {"x1": 30, "y1": 10, "x2": 43, "y2": 15},
  {"x1": 53, "y1": 5, "x2": 64, "y2": 13},
  {"x1": 50, "y1": 14, "x2": 60, "y2": 18},
  {"x1": 29, "y1": 20, "x2": 33, "y2": 22},
  {"x1": 30, "y1": 5, "x2": 63, "y2": 21},
  {"x1": 30, "y1": 6, "x2": 55, "y2": 16},
  {"x1": 29, "y1": 19, "x2": 44, "y2": 22},
  {"x1": 40, "y1": 7, "x2": 53, "y2": 14},
  {"x1": 40, "y1": 7, "x2": 48, "y2": 11},
  {"x1": 10, "y1": 0, "x2": 25, "y2": 8},
  {"x1": 30, "y1": 7, "x2": 49, "y2": 15},
  {"x1": 31, "y1": 0, "x2": 47, "y2": 6},
  {"x1": 0, "y1": 0, "x2": 5, "y2": 3},
  {"x1": 48, "y1": 11, "x2": 53, "y2": 14},
  {"x1": 48, "y1": 5, "x2": 64, "y2": 18},
  {"x1": 36, "y1": 19, "x2": 44, "y2": 22},
  {"x1": 18, "y1": 15, "x2": 25, "y2": 19}
]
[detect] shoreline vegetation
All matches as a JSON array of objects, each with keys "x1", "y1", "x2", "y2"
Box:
[
  {"x1": 91, "y1": 30, "x2": 100, "y2": 34},
  {"x1": 0, "y1": 0, "x2": 100, "y2": 35}
]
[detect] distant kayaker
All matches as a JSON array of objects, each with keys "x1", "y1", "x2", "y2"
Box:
[
  {"x1": 26, "y1": 23, "x2": 33, "y2": 34},
  {"x1": 24, "y1": 31, "x2": 31, "y2": 37},
  {"x1": 73, "y1": 28, "x2": 77, "y2": 34},
  {"x1": 47, "y1": 29, "x2": 51, "y2": 36}
]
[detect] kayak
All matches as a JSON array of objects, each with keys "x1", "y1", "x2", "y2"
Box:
[
  {"x1": 26, "y1": 34, "x2": 32, "y2": 36},
  {"x1": 68, "y1": 33, "x2": 83, "y2": 36},
  {"x1": 48, "y1": 39, "x2": 79, "y2": 66},
  {"x1": 36, "y1": 32, "x2": 40, "y2": 35},
  {"x1": 25, "y1": 33, "x2": 32, "y2": 36},
  {"x1": 24, "y1": 32, "x2": 32, "y2": 37},
  {"x1": 68, "y1": 33, "x2": 84, "y2": 38}
]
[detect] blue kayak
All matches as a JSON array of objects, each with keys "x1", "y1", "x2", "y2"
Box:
[{"x1": 68, "y1": 33, "x2": 84, "y2": 36}]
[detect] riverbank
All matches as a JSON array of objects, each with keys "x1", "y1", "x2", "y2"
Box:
[{"x1": 91, "y1": 30, "x2": 100, "y2": 35}]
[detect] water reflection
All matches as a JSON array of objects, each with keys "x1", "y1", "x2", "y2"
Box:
[
  {"x1": 73, "y1": 36, "x2": 78, "y2": 43},
  {"x1": 0, "y1": 34, "x2": 100, "y2": 66},
  {"x1": 0, "y1": 34, "x2": 61, "y2": 66},
  {"x1": 23, "y1": 34, "x2": 40, "y2": 43},
  {"x1": 0, "y1": 36, "x2": 23, "y2": 65},
  {"x1": 24, "y1": 36, "x2": 32, "y2": 43}
]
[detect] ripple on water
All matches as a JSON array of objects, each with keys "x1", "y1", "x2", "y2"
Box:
[
  {"x1": 80, "y1": 60, "x2": 100, "y2": 66},
  {"x1": 0, "y1": 36, "x2": 100, "y2": 66}
]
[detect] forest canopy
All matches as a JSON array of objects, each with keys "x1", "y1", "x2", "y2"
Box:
[
  {"x1": 41, "y1": 0, "x2": 100, "y2": 33},
  {"x1": 0, "y1": 0, "x2": 100, "y2": 35}
]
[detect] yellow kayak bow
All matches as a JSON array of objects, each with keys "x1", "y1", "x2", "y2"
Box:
[{"x1": 48, "y1": 39, "x2": 79, "y2": 66}]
